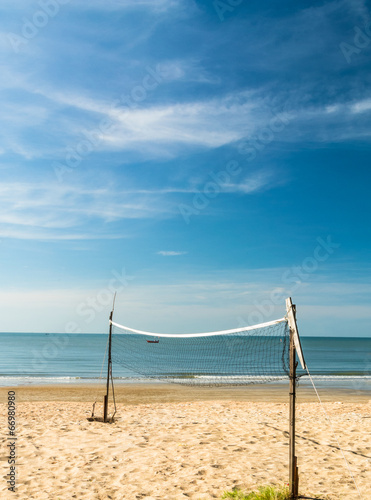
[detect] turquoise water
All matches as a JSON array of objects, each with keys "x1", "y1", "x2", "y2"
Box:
[{"x1": 0, "y1": 333, "x2": 370, "y2": 391}]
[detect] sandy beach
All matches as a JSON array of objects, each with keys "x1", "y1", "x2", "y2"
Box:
[{"x1": 1, "y1": 384, "x2": 370, "y2": 500}]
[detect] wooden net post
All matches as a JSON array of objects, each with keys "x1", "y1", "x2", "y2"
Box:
[
  {"x1": 289, "y1": 324, "x2": 297, "y2": 498},
  {"x1": 286, "y1": 297, "x2": 305, "y2": 499},
  {"x1": 103, "y1": 310, "x2": 113, "y2": 423},
  {"x1": 103, "y1": 294, "x2": 116, "y2": 423}
]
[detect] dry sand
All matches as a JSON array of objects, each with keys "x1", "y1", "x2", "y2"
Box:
[{"x1": 1, "y1": 384, "x2": 370, "y2": 500}]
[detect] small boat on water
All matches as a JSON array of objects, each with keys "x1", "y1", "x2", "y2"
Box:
[{"x1": 147, "y1": 338, "x2": 159, "y2": 343}]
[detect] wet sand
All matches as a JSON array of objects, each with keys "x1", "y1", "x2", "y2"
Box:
[{"x1": 2, "y1": 382, "x2": 370, "y2": 404}]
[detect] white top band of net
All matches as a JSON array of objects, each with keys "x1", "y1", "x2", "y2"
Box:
[{"x1": 110, "y1": 317, "x2": 287, "y2": 338}]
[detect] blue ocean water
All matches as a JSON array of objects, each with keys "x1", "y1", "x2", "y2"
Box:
[{"x1": 0, "y1": 333, "x2": 370, "y2": 391}]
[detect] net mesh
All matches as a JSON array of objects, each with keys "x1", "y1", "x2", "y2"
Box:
[{"x1": 111, "y1": 319, "x2": 290, "y2": 386}]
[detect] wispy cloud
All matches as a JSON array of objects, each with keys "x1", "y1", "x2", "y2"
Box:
[
  {"x1": 0, "y1": 169, "x2": 278, "y2": 240},
  {"x1": 73, "y1": 0, "x2": 185, "y2": 12},
  {"x1": 3, "y1": 83, "x2": 370, "y2": 163},
  {"x1": 37, "y1": 90, "x2": 260, "y2": 152},
  {"x1": 351, "y1": 98, "x2": 371, "y2": 114},
  {"x1": 0, "y1": 182, "x2": 167, "y2": 240},
  {"x1": 0, "y1": 167, "x2": 281, "y2": 241},
  {"x1": 0, "y1": 228, "x2": 124, "y2": 241},
  {"x1": 2, "y1": 51, "x2": 371, "y2": 162},
  {"x1": 219, "y1": 171, "x2": 276, "y2": 194},
  {"x1": 0, "y1": 0, "x2": 183, "y2": 12},
  {"x1": 157, "y1": 251, "x2": 187, "y2": 256}
]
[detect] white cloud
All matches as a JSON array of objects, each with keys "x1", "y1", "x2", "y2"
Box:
[
  {"x1": 32, "y1": 89, "x2": 258, "y2": 151},
  {"x1": 325, "y1": 104, "x2": 340, "y2": 114},
  {"x1": 0, "y1": 166, "x2": 281, "y2": 241},
  {"x1": 122, "y1": 171, "x2": 274, "y2": 196},
  {"x1": 0, "y1": 0, "x2": 182, "y2": 11},
  {"x1": 222, "y1": 172, "x2": 275, "y2": 194},
  {"x1": 0, "y1": 83, "x2": 257, "y2": 158},
  {"x1": 28, "y1": 84, "x2": 370, "y2": 160},
  {"x1": 0, "y1": 181, "x2": 172, "y2": 240},
  {"x1": 0, "y1": 228, "x2": 123, "y2": 241},
  {"x1": 1, "y1": 66, "x2": 371, "y2": 161},
  {"x1": 75, "y1": 0, "x2": 184, "y2": 11},
  {"x1": 350, "y1": 98, "x2": 371, "y2": 114}
]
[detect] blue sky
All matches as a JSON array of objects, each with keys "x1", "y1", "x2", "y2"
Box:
[{"x1": 0, "y1": 0, "x2": 370, "y2": 335}]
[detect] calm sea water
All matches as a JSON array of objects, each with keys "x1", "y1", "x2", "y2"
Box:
[{"x1": 0, "y1": 333, "x2": 370, "y2": 391}]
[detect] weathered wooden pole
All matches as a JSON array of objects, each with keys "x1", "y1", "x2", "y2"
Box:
[
  {"x1": 103, "y1": 294, "x2": 116, "y2": 423},
  {"x1": 289, "y1": 315, "x2": 297, "y2": 498},
  {"x1": 286, "y1": 297, "x2": 305, "y2": 499},
  {"x1": 103, "y1": 310, "x2": 113, "y2": 423}
]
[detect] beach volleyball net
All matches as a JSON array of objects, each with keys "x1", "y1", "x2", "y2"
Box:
[{"x1": 110, "y1": 318, "x2": 290, "y2": 386}]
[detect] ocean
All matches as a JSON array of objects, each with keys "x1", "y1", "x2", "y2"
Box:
[{"x1": 0, "y1": 333, "x2": 370, "y2": 391}]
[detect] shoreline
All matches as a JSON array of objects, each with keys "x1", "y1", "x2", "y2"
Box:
[{"x1": 1, "y1": 382, "x2": 370, "y2": 404}]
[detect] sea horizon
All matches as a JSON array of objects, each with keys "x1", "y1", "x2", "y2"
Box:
[{"x1": 0, "y1": 333, "x2": 370, "y2": 390}]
